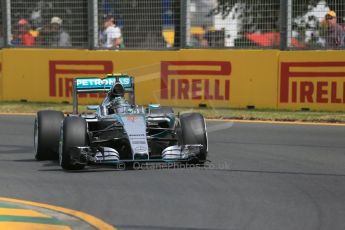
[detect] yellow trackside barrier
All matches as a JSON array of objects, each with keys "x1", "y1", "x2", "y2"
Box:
[
  {"x1": 1, "y1": 48, "x2": 345, "y2": 111},
  {"x1": 1, "y1": 49, "x2": 279, "y2": 109},
  {"x1": 0, "y1": 50, "x2": 2, "y2": 100},
  {"x1": 278, "y1": 51, "x2": 345, "y2": 111}
]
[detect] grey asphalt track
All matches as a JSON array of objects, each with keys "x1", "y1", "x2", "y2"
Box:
[{"x1": 0, "y1": 115, "x2": 345, "y2": 230}]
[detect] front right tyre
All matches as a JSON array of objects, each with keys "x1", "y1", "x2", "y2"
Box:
[
  {"x1": 179, "y1": 113, "x2": 208, "y2": 164},
  {"x1": 59, "y1": 116, "x2": 87, "y2": 170}
]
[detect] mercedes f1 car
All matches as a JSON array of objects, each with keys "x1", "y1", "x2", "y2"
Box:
[{"x1": 34, "y1": 74, "x2": 208, "y2": 170}]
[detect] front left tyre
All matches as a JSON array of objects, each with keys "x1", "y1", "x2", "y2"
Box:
[
  {"x1": 59, "y1": 116, "x2": 88, "y2": 170},
  {"x1": 34, "y1": 110, "x2": 64, "y2": 160}
]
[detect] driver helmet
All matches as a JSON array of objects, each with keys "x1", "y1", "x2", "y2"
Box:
[
  {"x1": 112, "y1": 97, "x2": 130, "y2": 113},
  {"x1": 109, "y1": 82, "x2": 125, "y2": 98}
]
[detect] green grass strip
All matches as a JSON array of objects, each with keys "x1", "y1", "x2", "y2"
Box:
[
  {"x1": 0, "y1": 216, "x2": 65, "y2": 226},
  {"x1": 0, "y1": 203, "x2": 21, "y2": 209},
  {"x1": 1, "y1": 101, "x2": 345, "y2": 123}
]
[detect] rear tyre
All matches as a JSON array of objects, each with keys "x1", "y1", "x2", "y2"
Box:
[
  {"x1": 59, "y1": 116, "x2": 87, "y2": 170},
  {"x1": 180, "y1": 113, "x2": 208, "y2": 163},
  {"x1": 34, "y1": 110, "x2": 64, "y2": 160}
]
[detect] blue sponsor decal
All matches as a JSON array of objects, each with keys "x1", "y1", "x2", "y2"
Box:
[{"x1": 76, "y1": 77, "x2": 132, "y2": 90}]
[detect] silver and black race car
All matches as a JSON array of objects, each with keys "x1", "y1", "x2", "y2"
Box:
[{"x1": 34, "y1": 74, "x2": 208, "y2": 170}]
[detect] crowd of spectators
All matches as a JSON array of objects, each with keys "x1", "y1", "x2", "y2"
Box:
[
  {"x1": 0, "y1": 6, "x2": 344, "y2": 50},
  {"x1": 5, "y1": 14, "x2": 124, "y2": 49},
  {"x1": 37, "y1": 17, "x2": 71, "y2": 47},
  {"x1": 10, "y1": 16, "x2": 71, "y2": 47}
]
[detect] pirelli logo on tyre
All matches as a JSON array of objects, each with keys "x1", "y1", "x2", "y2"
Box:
[
  {"x1": 280, "y1": 62, "x2": 345, "y2": 104},
  {"x1": 160, "y1": 61, "x2": 231, "y2": 101},
  {"x1": 49, "y1": 60, "x2": 113, "y2": 98}
]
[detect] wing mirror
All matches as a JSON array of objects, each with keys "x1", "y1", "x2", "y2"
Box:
[{"x1": 86, "y1": 105, "x2": 99, "y2": 110}]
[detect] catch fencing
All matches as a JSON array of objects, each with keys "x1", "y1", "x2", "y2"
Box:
[
  {"x1": 0, "y1": 2, "x2": 3, "y2": 47},
  {"x1": 288, "y1": 0, "x2": 345, "y2": 49},
  {"x1": 0, "y1": 0, "x2": 344, "y2": 50}
]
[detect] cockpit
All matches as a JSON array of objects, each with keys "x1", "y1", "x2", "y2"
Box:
[{"x1": 107, "y1": 82, "x2": 132, "y2": 114}]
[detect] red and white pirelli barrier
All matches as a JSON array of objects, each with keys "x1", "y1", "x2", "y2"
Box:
[
  {"x1": 0, "y1": 48, "x2": 344, "y2": 111},
  {"x1": 278, "y1": 51, "x2": 345, "y2": 111}
]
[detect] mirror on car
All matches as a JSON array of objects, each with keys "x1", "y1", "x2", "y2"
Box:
[{"x1": 86, "y1": 105, "x2": 99, "y2": 110}]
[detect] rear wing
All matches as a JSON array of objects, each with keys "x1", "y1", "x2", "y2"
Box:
[{"x1": 72, "y1": 75, "x2": 135, "y2": 114}]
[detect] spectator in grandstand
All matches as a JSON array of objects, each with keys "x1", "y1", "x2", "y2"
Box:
[
  {"x1": 190, "y1": 26, "x2": 208, "y2": 48},
  {"x1": 49, "y1": 16, "x2": 72, "y2": 47},
  {"x1": 36, "y1": 23, "x2": 53, "y2": 46},
  {"x1": 325, "y1": 10, "x2": 344, "y2": 48},
  {"x1": 202, "y1": 25, "x2": 211, "y2": 46},
  {"x1": 191, "y1": 33, "x2": 208, "y2": 48},
  {"x1": 99, "y1": 15, "x2": 122, "y2": 49},
  {"x1": 11, "y1": 19, "x2": 35, "y2": 46}
]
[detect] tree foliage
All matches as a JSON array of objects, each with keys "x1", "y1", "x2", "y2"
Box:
[
  {"x1": 211, "y1": 0, "x2": 344, "y2": 33},
  {"x1": 210, "y1": 0, "x2": 345, "y2": 48},
  {"x1": 209, "y1": 0, "x2": 280, "y2": 33}
]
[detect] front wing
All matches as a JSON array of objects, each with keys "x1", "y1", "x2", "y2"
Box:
[{"x1": 69, "y1": 144, "x2": 204, "y2": 166}]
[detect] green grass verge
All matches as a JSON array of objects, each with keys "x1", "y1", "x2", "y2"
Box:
[{"x1": 1, "y1": 101, "x2": 345, "y2": 123}]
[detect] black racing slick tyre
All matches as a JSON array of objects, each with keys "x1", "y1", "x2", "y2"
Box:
[
  {"x1": 34, "y1": 110, "x2": 64, "y2": 161},
  {"x1": 59, "y1": 116, "x2": 87, "y2": 170},
  {"x1": 180, "y1": 113, "x2": 208, "y2": 163}
]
